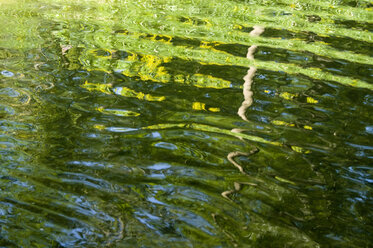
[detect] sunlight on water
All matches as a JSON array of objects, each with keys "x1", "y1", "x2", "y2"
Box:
[{"x1": 0, "y1": 0, "x2": 372, "y2": 247}]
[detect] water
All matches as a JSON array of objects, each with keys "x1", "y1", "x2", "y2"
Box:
[{"x1": 0, "y1": 0, "x2": 372, "y2": 247}]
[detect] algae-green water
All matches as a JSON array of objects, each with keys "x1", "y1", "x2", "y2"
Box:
[{"x1": 0, "y1": 0, "x2": 372, "y2": 247}]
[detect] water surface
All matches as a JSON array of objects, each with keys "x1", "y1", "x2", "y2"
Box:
[{"x1": 0, "y1": 0, "x2": 372, "y2": 247}]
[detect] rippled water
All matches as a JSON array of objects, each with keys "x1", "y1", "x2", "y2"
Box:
[{"x1": 1, "y1": 0, "x2": 372, "y2": 247}]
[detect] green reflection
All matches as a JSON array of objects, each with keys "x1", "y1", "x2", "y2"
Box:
[{"x1": 0, "y1": 0, "x2": 372, "y2": 247}]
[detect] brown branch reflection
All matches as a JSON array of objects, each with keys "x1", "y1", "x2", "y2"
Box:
[
  {"x1": 237, "y1": 26, "x2": 264, "y2": 121},
  {"x1": 222, "y1": 25, "x2": 264, "y2": 200}
]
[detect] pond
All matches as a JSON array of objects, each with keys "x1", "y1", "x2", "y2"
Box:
[{"x1": 0, "y1": 0, "x2": 372, "y2": 247}]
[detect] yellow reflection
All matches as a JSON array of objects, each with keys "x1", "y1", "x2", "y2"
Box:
[
  {"x1": 114, "y1": 87, "x2": 165, "y2": 101},
  {"x1": 275, "y1": 176, "x2": 296, "y2": 185},
  {"x1": 192, "y1": 102, "x2": 220, "y2": 112},
  {"x1": 93, "y1": 124, "x2": 106, "y2": 130},
  {"x1": 191, "y1": 74, "x2": 231, "y2": 89},
  {"x1": 208, "y1": 107, "x2": 220, "y2": 112},
  {"x1": 96, "y1": 107, "x2": 140, "y2": 117},
  {"x1": 306, "y1": 97, "x2": 318, "y2": 104},
  {"x1": 81, "y1": 81, "x2": 112, "y2": 94},
  {"x1": 81, "y1": 31, "x2": 234, "y2": 89},
  {"x1": 192, "y1": 102, "x2": 206, "y2": 111},
  {"x1": 82, "y1": 81, "x2": 165, "y2": 102},
  {"x1": 291, "y1": 146, "x2": 310, "y2": 154},
  {"x1": 279, "y1": 92, "x2": 298, "y2": 100},
  {"x1": 272, "y1": 120, "x2": 295, "y2": 127}
]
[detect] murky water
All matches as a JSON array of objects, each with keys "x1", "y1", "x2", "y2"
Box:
[{"x1": 1, "y1": 0, "x2": 372, "y2": 247}]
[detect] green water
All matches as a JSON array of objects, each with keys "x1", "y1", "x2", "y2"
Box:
[{"x1": 0, "y1": 0, "x2": 372, "y2": 247}]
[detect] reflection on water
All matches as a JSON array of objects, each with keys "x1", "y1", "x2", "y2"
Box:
[
  {"x1": 0, "y1": 0, "x2": 372, "y2": 247},
  {"x1": 224, "y1": 25, "x2": 264, "y2": 201}
]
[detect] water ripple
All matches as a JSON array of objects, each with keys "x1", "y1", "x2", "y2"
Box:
[{"x1": 0, "y1": 0, "x2": 372, "y2": 247}]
